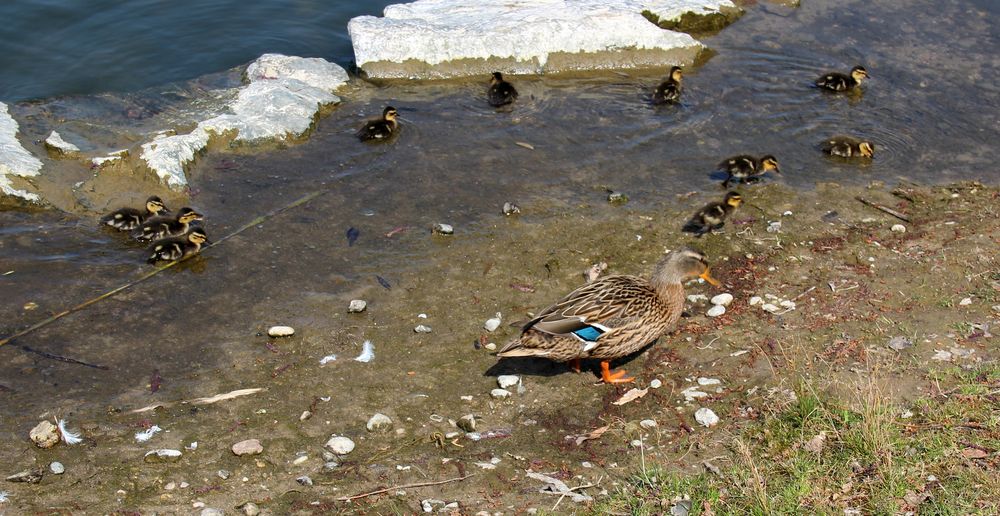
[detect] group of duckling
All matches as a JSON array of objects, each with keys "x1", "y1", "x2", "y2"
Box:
[{"x1": 100, "y1": 196, "x2": 210, "y2": 264}]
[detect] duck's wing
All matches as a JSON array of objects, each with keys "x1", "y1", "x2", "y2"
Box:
[{"x1": 525, "y1": 276, "x2": 654, "y2": 339}]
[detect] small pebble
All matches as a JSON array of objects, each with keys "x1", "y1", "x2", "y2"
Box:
[
  {"x1": 959, "y1": 297, "x2": 972, "y2": 306},
  {"x1": 697, "y1": 377, "x2": 721, "y2": 386},
  {"x1": 484, "y1": 343, "x2": 497, "y2": 351},
  {"x1": 239, "y1": 502, "x2": 261, "y2": 516},
  {"x1": 348, "y1": 300, "x2": 367, "y2": 313},
  {"x1": 293, "y1": 455, "x2": 309, "y2": 465},
  {"x1": 887, "y1": 336, "x2": 913, "y2": 351},
  {"x1": 267, "y1": 325, "x2": 294, "y2": 338},
  {"x1": 457, "y1": 414, "x2": 477, "y2": 432},
  {"x1": 296, "y1": 475, "x2": 314, "y2": 486},
  {"x1": 29, "y1": 420, "x2": 60, "y2": 449},
  {"x1": 491, "y1": 388, "x2": 512, "y2": 399},
  {"x1": 761, "y1": 303, "x2": 780, "y2": 313},
  {"x1": 497, "y1": 375, "x2": 520, "y2": 389},
  {"x1": 649, "y1": 379, "x2": 662, "y2": 389},
  {"x1": 484, "y1": 313, "x2": 502, "y2": 332},
  {"x1": 414, "y1": 325, "x2": 432, "y2": 333},
  {"x1": 217, "y1": 470, "x2": 231, "y2": 480},
  {"x1": 639, "y1": 419, "x2": 657, "y2": 429},
  {"x1": 232, "y1": 439, "x2": 263, "y2": 456},
  {"x1": 706, "y1": 305, "x2": 726, "y2": 317},
  {"x1": 695, "y1": 408, "x2": 720, "y2": 427},
  {"x1": 607, "y1": 192, "x2": 629, "y2": 204},
  {"x1": 502, "y1": 202, "x2": 521, "y2": 216},
  {"x1": 323, "y1": 461, "x2": 339, "y2": 472},
  {"x1": 144, "y1": 449, "x2": 182, "y2": 463},
  {"x1": 779, "y1": 300, "x2": 796, "y2": 309},
  {"x1": 165, "y1": 482, "x2": 177, "y2": 490},
  {"x1": 891, "y1": 224, "x2": 906, "y2": 233},
  {"x1": 432, "y1": 223, "x2": 454, "y2": 235},
  {"x1": 687, "y1": 294, "x2": 709, "y2": 303},
  {"x1": 49, "y1": 461, "x2": 65, "y2": 475},
  {"x1": 782, "y1": 210, "x2": 793, "y2": 216},
  {"x1": 201, "y1": 509, "x2": 224, "y2": 516},
  {"x1": 766, "y1": 221, "x2": 781, "y2": 233},
  {"x1": 710, "y1": 293, "x2": 734, "y2": 306},
  {"x1": 748, "y1": 296, "x2": 762, "y2": 306},
  {"x1": 366, "y1": 413, "x2": 393, "y2": 432},
  {"x1": 325, "y1": 436, "x2": 356, "y2": 455}
]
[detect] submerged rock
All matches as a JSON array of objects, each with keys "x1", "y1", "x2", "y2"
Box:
[
  {"x1": 231, "y1": 439, "x2": 263, "y2": 456},
  {"x1": 348, "y1": 0, "x2": 739, "y2": 79},
  {"x1": 268, "y1": 325, "x2": 295, "y2": 337},
  {"x1": 348, "y1": 299, "x2": 368, "y2": 313},
  {"x1": 49, "y1": 461, "x2": 65, "y2": 475},
  {"x1": 44, "y1": 131, "x2": 81, "y2": 156},
  {"x1": 0, "y1": 102, "x2": 43, "y2": 202},
  {"x1": 325, "y1": 436, "x2": 356, "y2": 455},
  {"x1": 366, "y1": 413, "x2": 393, "y2": 432}
]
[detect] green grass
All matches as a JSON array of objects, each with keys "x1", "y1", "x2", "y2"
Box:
[{"x1": 593, "y1": 366, "x2": 999, "y2": 515}]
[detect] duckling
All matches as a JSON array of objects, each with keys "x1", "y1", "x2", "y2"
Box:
[
  {"x1": 147, "y1": 228, "x2": 210, "y2": 264},
  {"x1": 133, "y1": 207, "x2": 203, "y2": 241},
  {"x1": 487, "y1": 72, "x2": 518, "y2": 107},
  {"x1": 821, "y1": 135, "x2": 875, "y2": 158},
  {"x1": 815, "y1": 65, "x2": 869, "y2": 92},
  {"x1": 682, "y1": 191, "x2": 743, "y2": 237},
  {"x1": 719, "y1": 155, "x2": 781, "y2": 188},
  {"x1": 100, "y1": 196, "x2": 169, "y2": 231},
  {"x1": 497, "y1": 248, "x2": 720, "y2": 384},
  {"x1": 652, "y1": 66, "x2": 683, "y2": 105},
  {"x1": 356, "y1": 106, "x2": 399, "y2": 142}
]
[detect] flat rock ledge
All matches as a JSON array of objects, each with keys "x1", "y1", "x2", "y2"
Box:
[
  {"x1": 0, "y1": 102, "x2": 43, "y2": 202},
  {"x1": 140, "y1": 53, "x2": 349, "y2": 189},
  {"x1": 348, "y1": 0, "x2": 741, "y2": 79}
]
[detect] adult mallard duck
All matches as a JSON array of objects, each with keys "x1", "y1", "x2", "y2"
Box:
[
  {"x1": 356, "y1": 106, "x2": 399, "y2": 142},
  {"x1": 487, "y1": 72, "x2": 518, "y2": 107},
  {"x1": 683, "y1": 191, "x2": 743, "y2": 237},
  {"x1": 719, "y1": 155, "x2": 780, "y2": 188},
  {"x1": 652, "y1": 66, "x2": 683, "y2": 105},
  {"x1": 147, "y1": 227, "x2": 210, "y2": 264},
  {"x1": 496, "y1": 248, "x2": 721, "y2": 384},
  {"x1": 821, "y1": 135, "x2": 874, "y2": 158},
  {"x1": 100, "y1": 196, "x2": 169, "y2": 231},
  {"x1": 133, "y1": 207, "x2": 203, "y2": 241},
  {"x1": 815, "y1": 65, "x2": 869, "y2": 92}
]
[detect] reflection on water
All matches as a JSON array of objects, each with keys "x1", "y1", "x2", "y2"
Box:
[{"x1": 0, "y1": 0, "x2": 998, "y2": 425}]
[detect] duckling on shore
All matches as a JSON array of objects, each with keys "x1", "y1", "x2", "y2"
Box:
[
  {"x1": 133, "y1": 207, "x2": 203, "y2": 241},
  {"x1": 682, "y1": 191, "x2": 743, "y2": 237},
  {"x1": 100, "y1": 196, "x2": 169, "y2": 231},
  {"x1": 496, "y1": 248, "x2": 720, "y2": 384},
  {"x1": 356, "y1": 106, "x2": 399, "y2": 142},
  {"x1": 815, "y1": 65, "x2": 869, "y2": 92},
  {"x1": 652, "y1": 66, "x2": 683, "y2": 105},
  {"x1": 147, "y1": 228, "x2": 210, "y2": 264},
  {"x1": 719, "y1": 155, "x2": 781, "y2": 188},
  {"x1": 487, "y1": 72, "x2": 518, "y2": 107},
  {"x1": 821, "y1": 136, "x2": 875, "y2": 158}
]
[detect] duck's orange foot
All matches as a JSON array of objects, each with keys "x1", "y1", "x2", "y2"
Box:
[{"x1": 600, "y1": 360, "x2": 635, "y2": 384}]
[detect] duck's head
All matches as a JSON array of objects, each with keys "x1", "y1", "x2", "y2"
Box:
[
  {"x1": 654, "y1": 247, "x2": 720, "y2": 287},
  {"x1": 669, "y1": 66, "x2": 683, "y2": 82},
  {"x1": 382, "y1": 106, "x2": 398, "y2": 122},
  {"x1": 491, "y1": 72, "x2": 504, "y2": 84},
  {"x1": 761, "y1": 155, "x2": 781, "y2": 174},
  {"x1": 859, "y1": 141, "x2": 875, "y2": 158},
  {"x1": 187, "y1": 227, "x2": 210, "y2": 245},
  {"x1": 146, "y1": 196, "x2": 168, "y2": 215},
  {"x1": 724, "y1": 191, "x2": 743, "y2": 208},
  {"x1": 851, "y1": 66, "x2": 869, "y2": 82},
  {"x1": 176, "y1": 207, "x2": 204, "y2": 224}
]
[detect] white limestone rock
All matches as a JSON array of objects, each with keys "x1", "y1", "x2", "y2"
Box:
[
  {"x1": 0, "y1": 102, "x2": 43, "y2": 201},
  {"x1": 141, "y1": 54, "x2": 349, "y2": 189},
  {"x1": 348, "y1": 0, "x2": 739, "y2": 79},
  {"x1": 44, "y1": 131, "x2": 81, "y2": 155}
]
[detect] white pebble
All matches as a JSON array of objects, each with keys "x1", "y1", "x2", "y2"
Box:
[
  {"x1": 497, "y1": 375, "x2": 520, "y2": 389},
  {"x1": 324, "y1": 436, "x2": 356, "y2": 455},
  {"x1": 293, "y1": 455, "x2": 309, "y2": 465},
  {"x1": 491, "y1": 388, "x2": 512, "y2": 399},
  {"x1": 649, "y1": 379, "x2": 662, "y2": 389},
  {"x1": 695, "y1": 408, "x2": 720, "y2": 427},
  {"x1": 639, "y1": 419, "x2": 657, "y2": 429},
  {"x1": 432, "y1": 223, "x2": 454, "y2": 235},
  {"x1": 779, "y1": 300, "x2": 796, "y2": 309},
  {"x1": 687, "y1": 294, "x2": 709, "y2": 303},
  {"x1": 268, "y1": 325, "x2": 295, "y2": 338},
  {"x1": 710, "y1": 293, "x2": 734, "y2": 306},
  {"x1": 484, "y1": 342, "x2": 497, "y2": 351},
  {"x1": 782, "y1": 210, "x2": 793, "y2": 216},
  {"x1": 50, "y1": 461, "x2": 65, "y2": 474},
  {"x1": 890, "y1": 224, "x2": 906, "y2": 233},
  {"x1": 706, "y1": 305, "x2": 726, "y2": 317},
  {"x1": 697, "y1": 377, "x2": 721, "y2": 386},
  {"x1": 959, "y1": 297, "x2": 972, "y2": 306},
  {"x1": 761, "y1": 303, "x2": 781, "y2": 313},
  {"x1": 766, "y1": 221, "x2": 781, "y2": 233},
  {"x1": 749, "y1": 296, "x2": 762, "y2": 306},
  {"x1": 414, "y1": 325, "x2": 432, "y2": 333},
  {"x1": 366, "y1": 413, "x2": 393, "y2": 432},
  {"x1": 484, "y1": 312, "x2": 502, "y2": 332},
  {"x1": 348, "y1": 300, "x2": 367, "y2": 313}
]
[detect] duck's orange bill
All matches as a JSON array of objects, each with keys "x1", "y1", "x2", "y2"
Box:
[{"x1": 700, "y1": 268, "x2": 721, "y2": 287}]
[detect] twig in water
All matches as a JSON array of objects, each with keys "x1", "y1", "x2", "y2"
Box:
[
  {"x1": 856, "y1": 196, "x2": 911, "y2": 222},
  {"x1": 20, "y1": 346, "x2": 108, "y2": 370},
  {"x1": 336, "y1": 474, "x2": 475, "y2": 502}
]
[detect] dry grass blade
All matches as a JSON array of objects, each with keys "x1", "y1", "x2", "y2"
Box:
[{"x1": 734, "y1": 437, "x2": 772, "y2": 514}]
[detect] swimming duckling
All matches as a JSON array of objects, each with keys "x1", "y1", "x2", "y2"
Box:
[
  {"x1": 487, "y1": 72, "x2": 518, "y2": 107},
  {"x1": 815, "y1": 65, "x2": 869, "y2": 92},
  {"x1": 356, "y1": 106, "x2": 399, "y2": 142},
  {"x1": 100, "y1": 196, "x2": 169, "y2": 231},
  {"x1": 821, "y1": 136, "x2": 874, "y2": 158},
  {"x1": 682, "y1": 191, "x2": 743, "y2": 237},
  {"x1": 147, "y1": 228, "x2": 210, "y2": 264},
  {"x1": 133, "y1": 207, "x2": 203, "y2": 241},
  {"x1": 652, "y1": 66, "x2": 683, "y2": 105},
  {"x1": 719, "y1": 155, "x2": 781, "y2": 188},
  {"x1": 497, "y1": 248, "x2": 720, "y2": 384}
]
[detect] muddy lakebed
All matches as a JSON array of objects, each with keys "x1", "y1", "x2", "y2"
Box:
[{"x1": 1, "y1": 0, "x2": 999, "y2": 513}]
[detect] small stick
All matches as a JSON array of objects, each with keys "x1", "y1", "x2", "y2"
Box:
[
  {"x1": 20, "y1": 346, "x2": 108, "y2": 370},
  {"x1": 792, "y1": 286, "x2": 817, "y2": 301},
  {"x1": 856, "y1": 196, "x2": 911, "y2": 223},
  {"x1": 336, "y1": 474, "x2": 476, "y2": 502}
]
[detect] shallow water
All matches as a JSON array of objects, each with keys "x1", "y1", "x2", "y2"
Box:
[{"x1": 1, "y1": 0, "x2": 998, "y2": 428}]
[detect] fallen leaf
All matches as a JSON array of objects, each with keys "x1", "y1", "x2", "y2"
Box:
[
  {"x1": 574, "y1": 424, "x2": 610, "y2": 446},
  {"x1": 612, "y1": 387, "x2": 648, "y2": 406},
  {"x1": 961, "y1": 447, "x2": 988, "y2": 459}
]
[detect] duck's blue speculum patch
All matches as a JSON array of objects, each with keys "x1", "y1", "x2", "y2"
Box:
[{"x1": 573, "y1": 326, "x2": 605, "y2": 342}]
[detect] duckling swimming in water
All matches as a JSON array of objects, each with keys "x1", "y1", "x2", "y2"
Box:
[
  {"x1": 496, "y1": 248, "x2": 720, "y2": 384},
  {"x1": 487, "y1": 72, "x2": 518, "y2": 107},
  {"x1": 821, "y1": 136, "x2": 874, "y2": 158},
  {"x1": 100, "y1": 196, "x2": 169, "y2": 231},
  {"x1": 815, "y1": 65, "x2": 869, "y2": 92},
  {"x1": 133, "y1": 207, "x2": 203, "y2": 241},
  {"x1": 683, "y1": 191, "x2": 743, "y2": 237},
  {"x1": 719, "y1": 155, "x2": 780, "y2": 188},
  {"x1": 356, "y1": 106, "x2": 399, "y2": 142},
  {"x1": 652, "y1": 66, "x2": 683, "y2": 105},
  {"x1": 147, "y1": 227, "x2": 210, "y2": 264}
]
